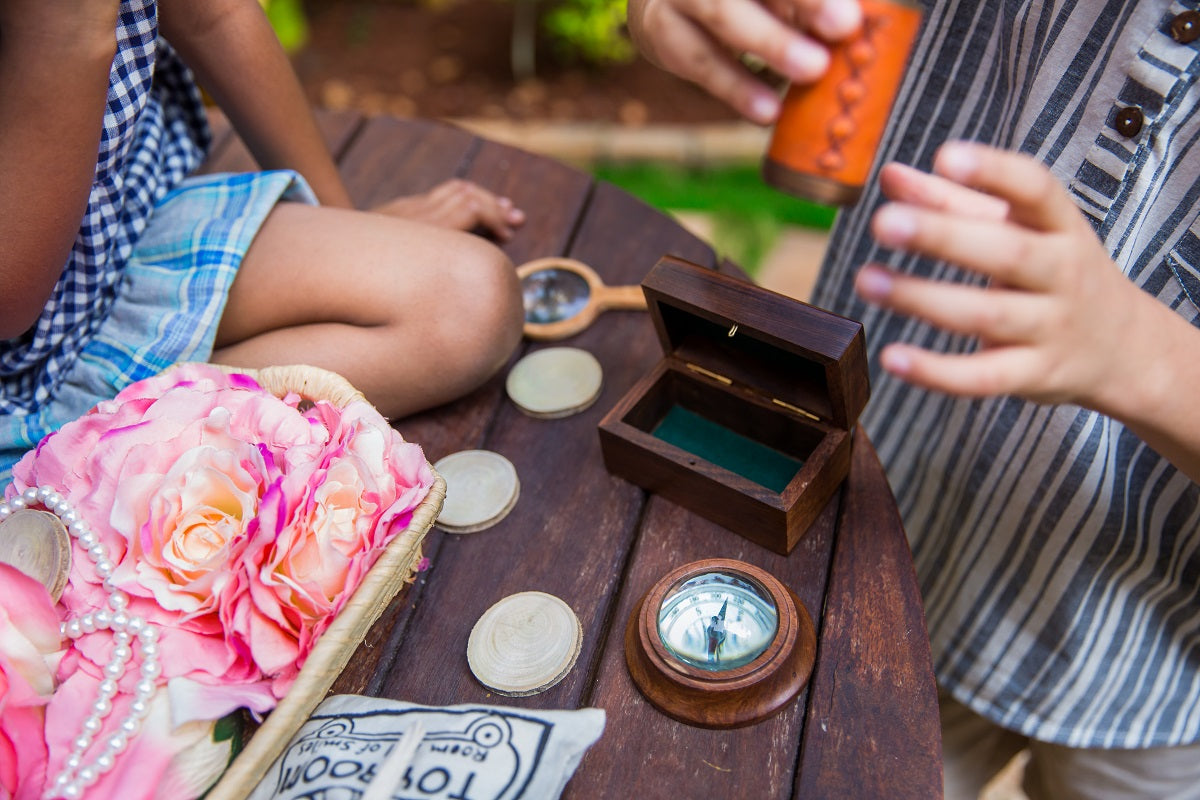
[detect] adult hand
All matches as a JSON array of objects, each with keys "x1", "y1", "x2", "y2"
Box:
[
  {"x1": 626, "y1": 0, "x2": 862, "y2": 123},
  {"x1": 853, "y1": 142, "x2": 1178, "y2": 419},
  {"x1": 373, "y1": 179, "x2": 526, "y2": 242}
]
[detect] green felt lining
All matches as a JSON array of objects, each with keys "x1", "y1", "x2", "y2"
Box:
[{"x1": 651, "y1": 406, "x2": 803, "y2": 493}]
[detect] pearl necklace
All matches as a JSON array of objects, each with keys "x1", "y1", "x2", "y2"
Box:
[{"x1": 0, "y1": 486, "x2": 161, "y2": 800}]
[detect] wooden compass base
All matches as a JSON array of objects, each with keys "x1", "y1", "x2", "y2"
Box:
[{"x1": 624, "y1": 585, "x2": 817, "y2": 729}]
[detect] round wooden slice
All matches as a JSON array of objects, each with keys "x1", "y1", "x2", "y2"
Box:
[
  {"x1": 505, "y1": 347, "x2": 603, "y2": 419},
  {"x1": 433, "y1": 450, "x2": 520, "y2": 534},
  {"x1": 0, "y1": 509, "x2": 72, "y2": 601},
  {"x1": 467, "y1": 591, "x2": 583, "y2": 697}
]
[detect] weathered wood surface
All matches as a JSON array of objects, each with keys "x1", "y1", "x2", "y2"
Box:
[{"x1": 201, "y1": 111, "x2": 941, "y2": 799}]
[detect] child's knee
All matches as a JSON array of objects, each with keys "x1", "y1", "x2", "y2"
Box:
[{"x1": 448, "y1": 239, "x2": 523, "y2": 378}]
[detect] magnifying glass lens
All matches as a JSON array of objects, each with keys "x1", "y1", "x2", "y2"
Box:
[{"x1": 522, "y1": 268, "x2": 592, "y2": 324}]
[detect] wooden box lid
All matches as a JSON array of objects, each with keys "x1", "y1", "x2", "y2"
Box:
[{"x1": 642, "y1": 256, "x2": 870, "y2": 429}]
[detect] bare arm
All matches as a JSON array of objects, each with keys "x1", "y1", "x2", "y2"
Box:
[
  {"x1": 159, "y1": 0, "x2": 525, "y2": 238},
  {"x1": 158, "y1": 0, "x2": 353, "y2": 208},
  {"x1": 0, "y1": 3, "x2": 118, "y2": 338}
]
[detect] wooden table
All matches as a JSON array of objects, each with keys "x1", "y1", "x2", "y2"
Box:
[{"x1": 202, "y1": 112, "x2": 942, "y2": 799}]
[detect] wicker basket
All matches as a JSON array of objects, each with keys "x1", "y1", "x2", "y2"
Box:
[{"x1": 199, "y1": 364, "x2": 446, "y2": 800}]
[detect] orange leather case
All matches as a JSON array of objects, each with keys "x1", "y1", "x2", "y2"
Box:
[{"x1": 763, "y1": 0, "x2": 923, "y2": 205}]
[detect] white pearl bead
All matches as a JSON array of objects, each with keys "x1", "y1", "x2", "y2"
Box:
[
  {"x1": 107, "y1": 733, "x2": 128, "y2": 754},
  {"x1": 111, "y1": 610, "x2": 129, "y2": 629},
  {"x1": 82, "y1": 715, "x2": 102, "y2": 734},
  {"x1": 120, "y1": 717, "x2": 140, "y2": 736},
  {"x1": 77, "y1": 766, "x2": 97, "y2": 786},
  {"x1": 87, "y1": 542, "x2": 107, "y2": 561},
  {"x1": 93, "y1": 696, "x2": 112, "y2": 716},
  {"x1": 10, "y1": 497, "x2": 27, "y2": 510},
  {"x1": 129, "y1": 698, "x2": 149, "y2": 717},
  {"x1": 79, "y1": 614, "x2": 96, "y2": 634},
  {"x1": 125, "y1": 616, "x2": 145, "y2": 635},
  {"x1": 112, "y1": 644, "x2": 132, "y2": 663},
  {"x1": 36, "y1": 486, "x2": 53, "y2": 501},
  {"x1": 73, "y1": 734, "x2": 92, "y2": 752},
  {"x1": 138, "y1": 625, "x2": 157, "y2": 643},
  {"x1": 0, "y1": 505, "x2": 10, "y2": 518},
  {"x1": 60, "y1": 782, "x2": 82, "y2": 800},
  {"x1": 140, "y1": 660, "x2": 162, "y2": 679},
  {"x1": 135, "y1": 678, "x2": 155, "y2": 698},
  {"x1": 94, "y1": 752, "x2": 114, "y2": 771},
  {"x1": 103, "y1": 660, "x2": 124, "y2": 679},
  {"x1": 98, "y1": 679, "x2": 118, "y2": 698},
  {"x1": 109, "y1": 593, "x2": 129, "y2": 612},
  {"x1": 65, "y1": 619, "x2": 83, "y2": 639},
  {"x1": 70, "y1": 520, "x2": 91, "y2": 538},
  {"x1": 141, "y1": 641, "x2": 158, "y2": 658},
  {"x1": 113, "y1": 630, "x2": 131, "y2": 645},
  {"x1": 77, "y1": 530, "x2": 97, "y2": 548},
  {"x1": 22, "y1": 487, "x2": 39, "y2": 503},
  {"x1": 64, "y1": 753, "x2": 82, "y2": 771},
  {"x1": 95, "y1": 560, "x2": 114, "y2": 578},
  {"x1": 94, "y1": 609, "x2": 112, "y2": 628},
  {"x1": 60, "y1": 508, "x2": 79, "y2": 525}
]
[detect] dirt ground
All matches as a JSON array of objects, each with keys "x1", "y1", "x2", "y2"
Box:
[{"x1": 292, "y1": 0, "x2": 743, "y2": 124}]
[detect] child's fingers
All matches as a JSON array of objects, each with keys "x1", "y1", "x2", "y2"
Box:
[
  {"x1": 933, "y1": 142, "x2": 1085, "y2": 233},
  {"x1": 855, "y1": 264, "x2": 1048, "y2": 343},
  {"x1": 871, "y1": 203, "x2": 1056, "y2": 291},
  {"x1": 879, "y1": 162, "x2": 1009, "y2": 221},
  {"x1": 878, "y1": 343, "x2": 1047, "y2": 399},
  {"x1": 638, "y1": 0, "x2": 831, "y2": 122}
]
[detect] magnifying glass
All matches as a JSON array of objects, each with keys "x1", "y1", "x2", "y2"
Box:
[{"x1": 517, "y1": 257, "x2": 647, "y2": 341}]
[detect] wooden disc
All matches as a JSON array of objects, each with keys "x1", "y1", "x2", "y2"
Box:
[
  {"x1": 505, "y1": 347, "x2": 603, "y2": 419},
  {"x1": 467, "y1": 591, "x2": 582, "y2": 697},
  {"x1": 0, "y1": 509, "x2": 72, "y2": 601},
  {"x1": 433, "y1": 450, "x2": 520, "y2": 534}
]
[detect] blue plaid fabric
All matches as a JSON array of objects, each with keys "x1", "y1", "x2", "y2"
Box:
[
  {"x1": 0, "y1": 0, "x2": 210, "y2": 412},
  {"x1": 0, "y1": 169, "x2": 315, "y2": 483}
]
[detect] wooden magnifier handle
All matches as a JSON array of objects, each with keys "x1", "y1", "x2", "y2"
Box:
[{"x1": 596, "y1": 284, "x2": 649, "y2": 312}]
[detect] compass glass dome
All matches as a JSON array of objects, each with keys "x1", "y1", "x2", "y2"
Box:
[{"x1": 656, "y1": 570, "x2": 779, "y2": 672}]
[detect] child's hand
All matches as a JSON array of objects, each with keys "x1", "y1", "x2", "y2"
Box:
[
  {"x1": 626, "y1": 0, "x2": 861, "y2": 123},
  {"x1": 372, "y1": 179, "x2": 526, "y2": 242},
  {"x1": 853, "y1": 142, "x2": 1173, "y2": 415}
]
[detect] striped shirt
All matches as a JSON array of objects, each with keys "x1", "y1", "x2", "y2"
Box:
[
  {"x1": 0, "y1": 0, "x2": 209, "y2": 413},
  {"x1": 811, "y1": 0, "x2": 1200, "y2": 748}
]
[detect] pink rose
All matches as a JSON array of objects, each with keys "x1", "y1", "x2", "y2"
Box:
[
  {"x1": 233, "y1": 399, "x2": 435, "y2": 693},
  {"x1": 0, "y1": 565, "x2": 64, "y2": 800}
]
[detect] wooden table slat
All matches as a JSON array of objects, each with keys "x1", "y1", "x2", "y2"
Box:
[{"x1": 794, "y1": 429, "x2": 942, "y2": 799}]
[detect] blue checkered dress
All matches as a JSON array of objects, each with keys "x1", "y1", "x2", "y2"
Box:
[
  {"x1": 0, "y1": 0, "x2": 314, "y2": 478},
  {"x1": 0, "y1": 1, "x2": 208, "y2": 412}
]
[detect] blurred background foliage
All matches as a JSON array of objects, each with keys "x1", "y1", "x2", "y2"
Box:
[{"x1": 265, "y1": 0, "x2": 634, "y2": 71}]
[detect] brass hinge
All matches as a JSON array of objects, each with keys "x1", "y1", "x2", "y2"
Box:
[
  {"x1": 685, "y1": 363, "x2": 822, "y2": 422},
  {"x1": 685, "y1": 363, "x2": 732, "y2": 385}
]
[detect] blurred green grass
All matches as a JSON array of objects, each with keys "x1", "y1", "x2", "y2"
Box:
[{"x1": 592, "y1": 161, "x2": 834, "y2": 275}]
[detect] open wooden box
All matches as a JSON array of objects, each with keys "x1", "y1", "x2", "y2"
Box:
[{"x1": 598, "y1": 256, "x2": 870, "y2": 554}]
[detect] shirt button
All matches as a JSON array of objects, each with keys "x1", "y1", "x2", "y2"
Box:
[
  {"x1": 1114, "y1": 106, "x2": 1144, "y2": 138},
  {"x1": 1170, "y1": 10, "x2": 1200, "y2": 43}
]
